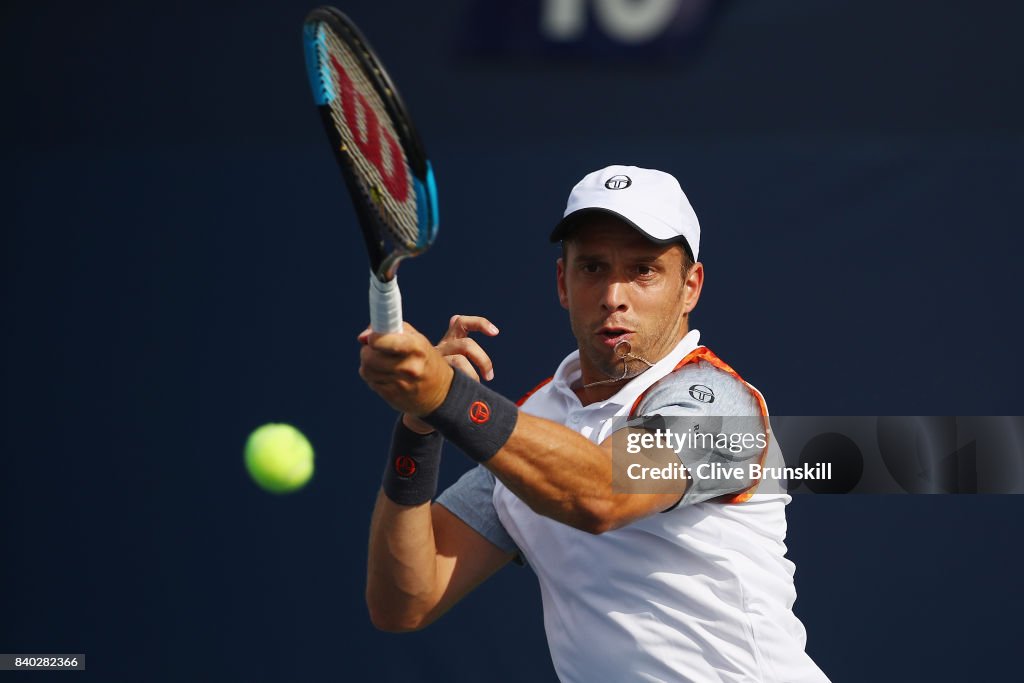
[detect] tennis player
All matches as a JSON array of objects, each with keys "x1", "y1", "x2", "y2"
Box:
[{"x1": 359, "y1": 165, "x2": 831, "y2": 682}]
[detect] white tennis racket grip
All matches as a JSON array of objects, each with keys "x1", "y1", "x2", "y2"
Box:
[{"x1": 369, "y1": 271, "x2": 403, "y2": 333}]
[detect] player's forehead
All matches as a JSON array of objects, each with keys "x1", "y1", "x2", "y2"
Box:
[{"x1": 564, "y1": 215, "x2": 675, "y2": 260}]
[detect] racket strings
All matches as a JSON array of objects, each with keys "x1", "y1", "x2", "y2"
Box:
[{"x1": 319, "y1": 29, "x2": 419, "y2": 250}]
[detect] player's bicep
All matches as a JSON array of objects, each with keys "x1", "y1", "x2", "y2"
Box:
[
  {"x1": 598, "y1": 431, "x2": 688, "y2": 528},
  {"x1": 424, "y1": 465, "x2": 518, "y2": 621},
  {"x1": 427, "y1": 503, "x2": 514, "y2": 620}
]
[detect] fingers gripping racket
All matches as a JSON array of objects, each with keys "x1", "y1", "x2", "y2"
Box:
[{"x1": 303, "y1": 7, "x2": 439, "y2": 333}]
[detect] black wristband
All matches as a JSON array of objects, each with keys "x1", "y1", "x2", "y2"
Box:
[
  {"x1": 422, "y1": 369, "x2": 518, "y2": 463},
  {"x1": 382, "y1": 417, "x2": 443, "y2": 506}
]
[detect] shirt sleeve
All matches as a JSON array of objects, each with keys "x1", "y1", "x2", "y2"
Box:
[
  {"x1": 632, "y1": 360, "x2": 765, "y2": 506},
  {"x1": 436, "y1": 465, "x2": 521, "y2": 557}
]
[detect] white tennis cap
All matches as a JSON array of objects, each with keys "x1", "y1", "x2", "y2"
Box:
[{"x1": 549, "y1": 165, "x2": 701, "y2": 261}]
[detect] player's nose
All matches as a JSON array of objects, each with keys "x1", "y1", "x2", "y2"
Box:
[{"x1": 600, "y1": 281, "x2": 629, "y2": 312}]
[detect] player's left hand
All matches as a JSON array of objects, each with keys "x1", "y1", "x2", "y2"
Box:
[
  {"x1": 435, "y1": 314, "x2": 499, "y2": 383},
  {"x1": 358, "y1": 322, "x2": 455, "y2": 416}
]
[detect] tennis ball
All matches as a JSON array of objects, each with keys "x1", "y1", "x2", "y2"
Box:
[{"x1": 244, "y1": 423, "x2": 314, "y2": 494}]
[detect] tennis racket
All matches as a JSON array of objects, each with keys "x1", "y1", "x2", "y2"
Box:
[{"x1": 303, "y1": 6, "x2": 439, "y2": 334}]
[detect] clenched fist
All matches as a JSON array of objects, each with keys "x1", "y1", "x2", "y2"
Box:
[{"x1": 359, "y1": 322, "x2": 455, "y2": 417}]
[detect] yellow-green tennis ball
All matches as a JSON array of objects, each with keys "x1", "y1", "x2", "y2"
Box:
[{"x1": 244, "y1": 423, "x2": 314, "y2": 494}]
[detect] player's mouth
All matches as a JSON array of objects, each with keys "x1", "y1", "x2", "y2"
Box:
[{"x1": 596, "y1": 326, "x2": 634, "y2": 348}]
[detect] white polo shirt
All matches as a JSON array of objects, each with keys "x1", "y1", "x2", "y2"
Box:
[{"x1": 438, "y1": 332, "x2": 830, "y2": 683}]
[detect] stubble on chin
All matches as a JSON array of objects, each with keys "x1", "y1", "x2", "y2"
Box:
[{"x1": 584, "y1": 337, "x2": 651, "y2": 381}]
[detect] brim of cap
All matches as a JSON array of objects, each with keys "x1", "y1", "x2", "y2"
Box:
[{"x1": 549, "y1": 208, "x2": 694, "y2": 259}]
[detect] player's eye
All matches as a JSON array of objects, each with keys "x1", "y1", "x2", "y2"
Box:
[
  {"x1": 635, "y1": 264, "x2": 656, "y2": 278},
  {"x1": 581, "y1": 262, "x2": 603, "y2": 274}
]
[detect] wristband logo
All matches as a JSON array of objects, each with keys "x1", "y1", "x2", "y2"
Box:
[
  {"x1": 394, "y1": 455, "x2": 417, "y2": 478},
  {"x1": 469, "y1": 401, "x2": 491, "y2": 424}
]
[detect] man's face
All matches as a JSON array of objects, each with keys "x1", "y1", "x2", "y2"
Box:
[{"x1": 556, "y1": 215, "x2": 703, "y2": 388}]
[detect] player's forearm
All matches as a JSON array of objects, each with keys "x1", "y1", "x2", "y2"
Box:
[
  {"x1": 485, "y1": 414, "x2": 641, "y2": 534},
  {"x1": 419, "y1": 371, "x2": 678, "y2": 533},
  {"x1": 365, "y1": 491, "x2": 441, "y2": 631}
]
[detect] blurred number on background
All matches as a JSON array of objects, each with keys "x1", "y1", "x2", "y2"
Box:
[
  {"x1": 542, "y1": 0, "x2": 683, "y2": 43},
  {"x1": 461, "y1": 0, "x2": 718, "y2": 59}
]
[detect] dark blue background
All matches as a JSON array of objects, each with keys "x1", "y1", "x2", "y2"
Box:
[{"x1": 2, "y1": 1, "x2": 1022, "y2": 680}]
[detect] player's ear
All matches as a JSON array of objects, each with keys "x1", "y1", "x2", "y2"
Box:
[
  {"x1": 683, "y1": 262, "x2": 704, "y2": 314},
  {"x1": 556, "y1": 257, "x2": 569, "y2": 310}
]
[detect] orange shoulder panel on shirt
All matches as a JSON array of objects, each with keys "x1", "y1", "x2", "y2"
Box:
[
  {"x1": 628, "y1": 346, "x2": 770, "y2": 505},
  {"x1": 516, "y1": 377, "x2": 554, "y2": 407}
]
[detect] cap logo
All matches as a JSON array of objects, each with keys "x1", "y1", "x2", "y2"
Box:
[{"x1": 604, "y1": 175, "x2": 632, "y2": 190}]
